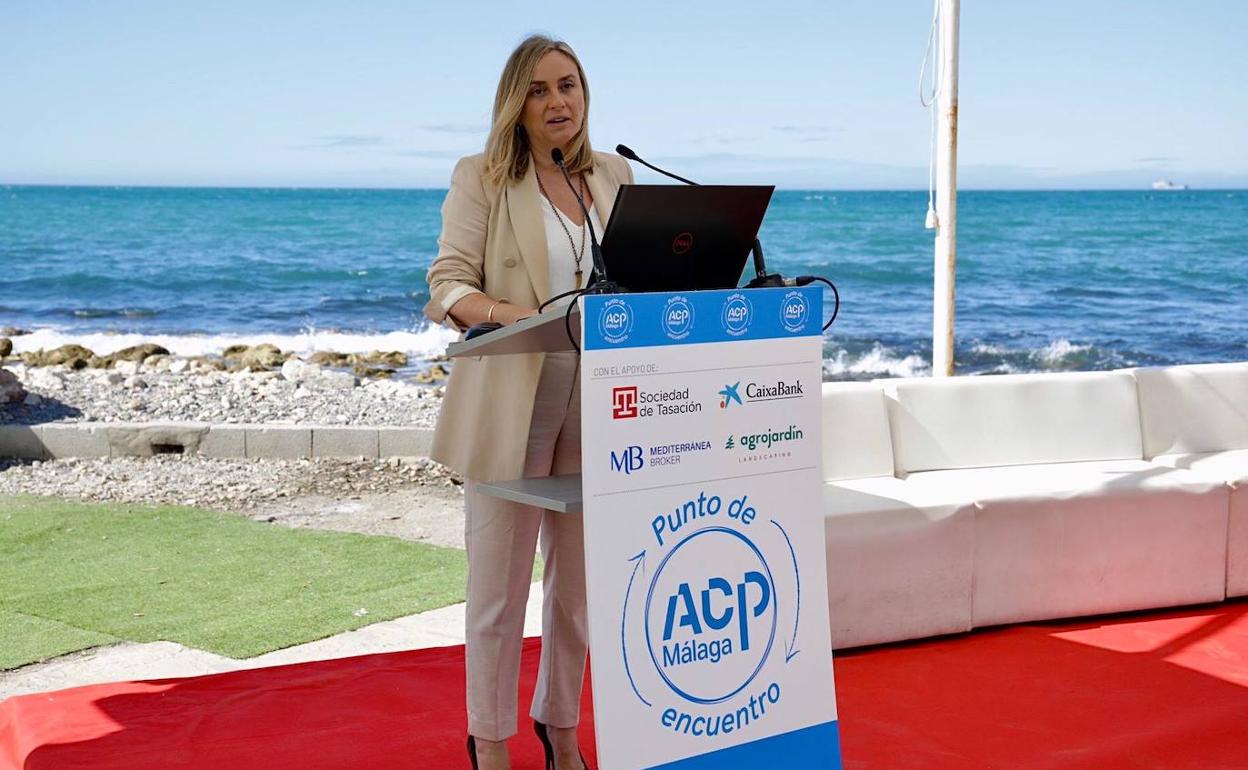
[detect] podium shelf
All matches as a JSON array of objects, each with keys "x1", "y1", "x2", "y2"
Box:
[
  {"x1": 474, "y1": 474, "x2": 583, "y2": 514},
  {"x1": 446, "y1": 304, "x2": 580, "y2": 359}
]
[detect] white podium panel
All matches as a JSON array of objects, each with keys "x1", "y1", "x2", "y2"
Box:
[{"x1": 580, "y1": 287, "x2": 841, "y2": 769}]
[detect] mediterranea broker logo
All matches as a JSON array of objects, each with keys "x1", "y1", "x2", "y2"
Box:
[{"x1": 611, "y1": 440, "x2": 713, "y2": 475}]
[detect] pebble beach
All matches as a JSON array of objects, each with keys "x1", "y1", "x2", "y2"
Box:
[{"x1": 1, "y1": 339, "x2": 446, "y2": 428}]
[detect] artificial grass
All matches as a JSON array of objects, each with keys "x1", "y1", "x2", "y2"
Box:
[
  {"x1": 0, "y1": 610, "x2": 119, "y2": 669},
  {"x1": 0, "y1": 496, "x2": 469, "y2": 668}
]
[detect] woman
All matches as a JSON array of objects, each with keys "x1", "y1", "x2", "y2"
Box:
[{"x1": 423, "y1": 35, "x2": 632, "y2": 770}]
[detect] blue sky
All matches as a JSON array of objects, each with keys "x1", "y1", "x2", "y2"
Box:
[{"x1": 2, "y1": 0, "x2": 1245, "y2": 189}]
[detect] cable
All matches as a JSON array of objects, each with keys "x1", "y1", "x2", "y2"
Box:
[
  {"x1": 919, "y1": 0, "x2": 941, "y2": 230},
  {"x1": 789, "y1": 275, "x2": 841, "y2": 332},
  {"x1": 538, "y1": 286, "x2": 589, "y2": 314}
]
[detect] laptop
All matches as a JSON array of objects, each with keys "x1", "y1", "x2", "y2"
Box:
[{"x1": 598, "y1": 184, "x2": 774, "y2": 292}]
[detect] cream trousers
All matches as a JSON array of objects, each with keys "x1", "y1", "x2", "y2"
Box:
[{"x1": 463, "y1": 351, "x2": 586, "y2": 741}]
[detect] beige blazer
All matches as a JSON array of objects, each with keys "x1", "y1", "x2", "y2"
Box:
[{"x1": 424, "y1": 150, "x2": 633, "y2": 482}]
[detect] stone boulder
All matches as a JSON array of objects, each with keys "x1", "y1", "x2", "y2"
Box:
[
  {"x1": 413, "y1": 364, "x2": 450, "y2": 384},
  {"x1": 353, "y1": 364, "x2": 396, "y2": 379},
  {"x1": 112, "y1": 343, "x2": 171, "y2": 363},
  {"x1": 1, "y1": 368, "x2": 26, "y2": 403},
  {"x1": 357, "y1": 350, "x2": 408, "y2": 367},
  {"x1": 309, "y1": 351, "x2": 353, "y2": 367},
  {"x1": 223, "y1": 343, "x2": 289, "y2": 371},
  {"x1": 23, "y1": 344, "x2": 96, "y2": 368},
  {"x1": 280, "y1": 358, "x2": 322, "y2": 382},
  {"x1": 0, "y1": 337, "x2": 12, "y2": 358}
]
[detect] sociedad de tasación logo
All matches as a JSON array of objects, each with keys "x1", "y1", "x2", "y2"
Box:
[
  {"x1": 720, "y1": 293, "x2": 753, "y2": 337},
  {"x1": 662, "y1": 295, "x2": 695, "y2": 341},
  {"x1": 780, "y1": 290, "x2": 810, "y2": 333},
  {"x1": 619, "y1": 490, "x2": 804, "y2": 739},
  {"x1": 611, "y1": 385, "x2": 701, "y2": 420},
  {"x1": 599, "y1": 297, "x2": 634, "y2": 344}
]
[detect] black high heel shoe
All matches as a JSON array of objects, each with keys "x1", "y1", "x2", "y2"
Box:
[
  {"x1": 466, "y1": 735, "x2": 479, "y2": 770},
  {"x1": 533, "y1": 721, "x2": 591, "y2": 770}
]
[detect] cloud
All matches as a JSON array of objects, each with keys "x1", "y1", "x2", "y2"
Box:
[
  {"x1": 292, "y1": 135, "x2": 387, "y2": 150},
  {"x1": 1135, "y1": 156, "x2": 1180, "y2": 164},
  {"x1": 393, "y1": 149, "x2": 465, "y2": 159},
  {"x1": 419, "y1": 123, "x2": 487, "y2": 134},
  {"x1": 772, "y1": 125, "x2": 844, "y2": 140}
]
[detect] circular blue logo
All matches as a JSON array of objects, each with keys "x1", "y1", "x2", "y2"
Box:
[
  {"x1": 643, "y1": 526, "x2": 777, "y2": 705},
  {"x1": 721, "y1": 294, "x2": 753, "y2": 337},
  {"x1": 780, "y1": 290, "x2": 810, "y2": 333},
  {"x1": 598, "y1": 298, "x2": 634, "y2": 344},
  {"x1": 662, "y1": 295, "x2": 694, "y2": 340}
]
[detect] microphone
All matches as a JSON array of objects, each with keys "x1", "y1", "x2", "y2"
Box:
[
  {"x1": 615, "y1": 144, "x2": 699, "y2": 186},
  {"x1": 551, "y1": 148, "x2": 611, "y2": 290},
  {"x1": 615, "y1": 144, "x2": 779, "y2": 287}
]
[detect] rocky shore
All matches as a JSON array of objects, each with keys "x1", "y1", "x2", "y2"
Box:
[
  {"x1": 0, "y1": 455, "x2": 467, "y2": 547},
  {"x1": 0, "y1": 341, "x2": 447, "y2": 427}
]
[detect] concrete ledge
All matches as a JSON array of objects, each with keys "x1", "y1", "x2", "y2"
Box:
[
  {"x1": 200, "y1": 425, "x2": 247, "y2": 459},
  {"x1": 378, "y1": 427, "x2": 433, "y2": 458},
  {"x1": 101, "y1": 422, "x2": 211, "y2": 457},
  {"x1": 0, "y1": 425, "x2": 46, "y2": 460},
  {"x1": 39, "y1": 424, "x2": 111, "y2": 459},
  {"x1": 312, "y1": 427, "x2": 379, "y2": 459},
  {"x1": 0, "y1": 422, "x2": 434, "y2": 461},
  {"x1": 244, "y1": 426, "x2": 312, "y2": 459}
]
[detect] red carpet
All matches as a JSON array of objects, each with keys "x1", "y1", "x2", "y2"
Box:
[{"x1": 3, "y1": 600, "x2": 1247, "y2": 769}]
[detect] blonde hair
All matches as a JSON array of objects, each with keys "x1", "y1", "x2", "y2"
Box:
[{"x1": 484, "y1": 35, "x2": 594, "y2": 188}]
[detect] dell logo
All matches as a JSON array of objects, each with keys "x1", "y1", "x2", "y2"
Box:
[{"x1": 672, "y1": 232, "x2": 694, "y2": 255}]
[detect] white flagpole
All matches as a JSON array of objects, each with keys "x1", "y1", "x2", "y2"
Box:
[{"x1": 932, "y1": 0, "x2": 960, "y2": 377}]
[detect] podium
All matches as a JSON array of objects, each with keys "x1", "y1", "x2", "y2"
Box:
[{"x1": 448, "y1": 287, "x2": 842, "y2": 769}]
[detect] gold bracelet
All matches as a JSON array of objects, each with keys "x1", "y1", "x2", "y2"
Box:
[{"x1": 487, "y1": 302, "x2": 499, "y2": 322}]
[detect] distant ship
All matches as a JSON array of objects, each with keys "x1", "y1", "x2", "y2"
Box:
[{"x1": 1151, "y1": 179, "x2": 1189, "y2": 191}]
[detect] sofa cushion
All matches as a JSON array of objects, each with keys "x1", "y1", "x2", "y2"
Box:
[
  {"x1": 903, "y1": 461, "x2": 1229, "y2": 626},
  {"x1": 1132, "y1": 362, "x2": 1248, "y2": 458},
  {"x1": 1152, "y1": 448, "x2": 1248, "y2": 598},
  {"x1": 821, "y1": 382, "x2": 894, "y2": 481},
  {"x1": 823, "y1": 477, "x2": 975, "y2": 647},
  {"x1": 882, "y1": 371, "x2": 1143, "y2": 475}
]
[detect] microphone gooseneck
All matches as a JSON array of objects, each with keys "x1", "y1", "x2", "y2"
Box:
[
  {"x1": 614, "y1": 144, "x2": 699, "y2": 186},
  {"x1": 551, "y1": 148, "x2": 611, "y2": 292}
]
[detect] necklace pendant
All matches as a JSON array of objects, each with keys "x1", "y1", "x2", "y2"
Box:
[{"x1": 575, "y1": 269, "x2": 584, "y2": 286}]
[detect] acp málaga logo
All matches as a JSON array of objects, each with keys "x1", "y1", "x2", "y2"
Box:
[
  {"x1": 720, "y1": 293, "x2": 753, "y2": 337},
  {"x1": 780, "y1": 290, "x2": 810, "y2": 333},
  {"x1": 620, "y1": 489, "x2": 804, "y2": 739},
  {"x1": 662, "y1": 295, "x2": 695, "y2": 340},
  {"x1": 599, "y1": 297, "x2": 634, "y2": 344}
]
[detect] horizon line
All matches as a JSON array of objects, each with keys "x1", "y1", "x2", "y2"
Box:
[{"x1": 4, "y1": 182, "x2": 1246, "y2": 194}]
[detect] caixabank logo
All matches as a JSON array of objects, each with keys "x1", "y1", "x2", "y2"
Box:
[{"x1": 619, "y1": 489, "x2": 804, "y2": 740}]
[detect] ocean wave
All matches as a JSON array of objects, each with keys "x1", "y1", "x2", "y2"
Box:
[
  {"x1": 7, "y1": 324, "x2": 460, "y2": 360},
  {"x1": 824, "y1": 343, "x2": 930, "y2": 380}
]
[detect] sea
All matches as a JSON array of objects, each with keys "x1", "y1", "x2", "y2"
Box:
[{"x1": 2, "y1": 185, "x2": 1245, "y2": 379}]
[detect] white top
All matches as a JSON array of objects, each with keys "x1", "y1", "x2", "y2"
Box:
[{"x1": 542, "y1": 198, "x2": 602, "y2": 298}]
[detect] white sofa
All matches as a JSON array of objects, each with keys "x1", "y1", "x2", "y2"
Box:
[
  {"x1": 822, "y1": 365, "x2": 1238, "y2": 649},
  {"x1": 1133, "y1": 362, "x2": 1248, "y2": 596}
]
